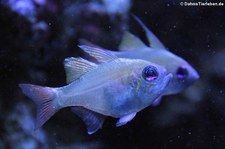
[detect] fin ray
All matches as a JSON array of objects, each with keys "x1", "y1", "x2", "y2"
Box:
[{"x1": 79, "y1": 38, "x2": 103, "y2": 49}]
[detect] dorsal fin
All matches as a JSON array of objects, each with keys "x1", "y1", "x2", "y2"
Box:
[
  {"x1": 64, "y1": 57, "x2": 97, "y2": 84},
  {"x1": 78, "y1": 45, "x2": 118, "y2": 63},
  {"x1": 118, "y1": 31, "x2": 147, "y2": 51},
  {"x1": 132, "y1": 15, "x2": 166, "y2": 49}
]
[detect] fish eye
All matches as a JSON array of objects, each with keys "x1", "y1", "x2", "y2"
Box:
[
  {"x1": 142, "y1": 66, "x2": 158, "y2": 81},
  {"x1": 176, "y1": 66, "x2": 188, "y2": 79}
]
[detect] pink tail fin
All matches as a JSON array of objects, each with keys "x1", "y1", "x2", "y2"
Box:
[{"x1": 19, "y1": 83, "x2": 58, "y2": 129}]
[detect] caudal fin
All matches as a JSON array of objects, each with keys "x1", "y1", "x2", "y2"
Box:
[{"x1": 19, "y1": 83, "x2": 58, "y2": 129}]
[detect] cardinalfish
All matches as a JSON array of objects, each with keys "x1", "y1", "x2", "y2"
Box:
[
  {"x1": 19, "y1": 45, "x2": 172, "y2": 134},
  {"x1": 82, "y1": 16, "x2": 199, "y2": 106}
]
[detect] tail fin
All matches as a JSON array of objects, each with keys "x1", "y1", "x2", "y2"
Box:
[{"x1": 19, "y1": 83, "x2": 58, "y2": 129}]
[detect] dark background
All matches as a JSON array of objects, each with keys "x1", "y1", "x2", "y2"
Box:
[{"x1": 0, "y1": 0, "x2": 225, "y2": 148}]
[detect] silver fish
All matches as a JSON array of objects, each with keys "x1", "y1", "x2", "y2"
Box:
[
  {"x1": 82, "y1": 16, "x2": 199, "y2": 105},
  {"x1": 19, "y1": 45, "x2": 172, "y2": 134}
]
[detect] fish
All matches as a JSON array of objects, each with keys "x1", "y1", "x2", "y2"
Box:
[
  {"x1": 81, "y1": 16, "x2": 199, "y2": 106},
  {"x1": 19, "y1": 45, "x2": 172, "y2": 134}
]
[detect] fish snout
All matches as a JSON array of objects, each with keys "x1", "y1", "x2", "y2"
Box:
[
  {"x1": 191, "y1": 69, "x2": 200, "y2": 81},
  {"x1": 188, "y1": 66, "x2": 200, "y2": 83},
  {"x1": 176, "y1": 64, "x2": 199, "y2": 84}
]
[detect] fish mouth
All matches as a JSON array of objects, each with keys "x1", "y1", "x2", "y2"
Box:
[{"x1": 152, "y1": 73, "x2": 173, "y2": 99}]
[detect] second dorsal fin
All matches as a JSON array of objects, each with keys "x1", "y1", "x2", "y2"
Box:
[
  {"x1": 79, "y1": 45, "x2": 118, "y2": 63},
  {"x1": 132, "y1": 15, "x2": 166, "y2": 49},
  {"x1": 64, "y1": 57, "x2": 97, "y2": 84},
  {"x1": 118, "y1": 31, "x2": 147, "y2": 51}
]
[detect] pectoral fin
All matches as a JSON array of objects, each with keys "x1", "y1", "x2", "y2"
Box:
[
  {"x1": 151, "y1": 97, "x2": 162, "y2": 106},
  {"x1": 133, "y1": 15, "x2": 166, "y2": 49},
  {"x1": 116, "y1": 113, "x2": 136, "y2": 127},
  {"x1": 71, "y1": 107, "x2": 105, "y2": 135}
]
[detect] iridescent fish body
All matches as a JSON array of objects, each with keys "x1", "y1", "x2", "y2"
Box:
[{"x1": 19, "y1": 45, "x2": 172, "y2": 134}]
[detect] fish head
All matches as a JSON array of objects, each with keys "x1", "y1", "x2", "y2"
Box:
[
  {"x1": 126, "y1": 59, "x2": 172, "y2": 105},
  {"x1": 159, "y1": 51, "x2": 200, "y2": 95}
]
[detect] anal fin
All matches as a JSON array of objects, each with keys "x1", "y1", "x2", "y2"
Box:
[{"x1": 71, "y1": 107, "x2": 105, "y2": 135}]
